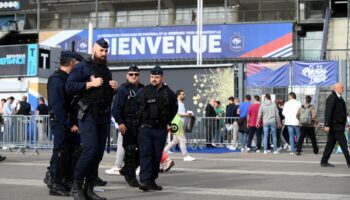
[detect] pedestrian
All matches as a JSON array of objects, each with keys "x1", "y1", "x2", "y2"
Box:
[
  {"x1": 14, "y1": 96, "x2": 32, "y2": 115},
  {"x1": 66, "y1": 38, "x2": 118, "y2": 200},
  {"x1": 215, "y1": 101, "x2": 224, "y2": 145},
  {"x1": 111, "y1": 65, "x2": 144, "y2": 187},
  {"x1": 295, "y1": 95, "x2": 319, "y2": 155},
  {"x1": 105, "y1": 118, "x2": 125, "y2": 175},
  {"x1": 237, "y1": 95, "x2": 251, "y2": 151},
  {"x1": 205, "y1": 98, "x2": 217, "y2": 148},
  {"x1": 36, "y1": 97, "x2": 49, "y2": 143},
  {"x1": 257, "y1": 94, "x2": 282, "y2": 154},
  {"x1": 320, "y1": 83, "x2": 350, "y2": 168},
  {"x1": 226, "y1": 97, "x2": 240, "y2": 150},
  {"x1": 283, "y1": 92, "x2": 302, "y2": 154},
  {"x1": 45, "y1": 51, "x2": 84, "y2": 196},
  {"x1": 164, "y1": 90, "x2": 195, "y2": 161},
  {"x1": 246, "y1": 95, "x2": 263, "y2": 152},
  {"x1": 136, "y1": 66, "x2": 178, "y2": 191},
  {"x1": 276, "y1": 99, "x2": 289, "y2": 150}
]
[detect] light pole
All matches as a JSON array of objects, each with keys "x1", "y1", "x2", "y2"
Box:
[{"x1": 196, "y1": 0, "x2": 203, "y2": 66}]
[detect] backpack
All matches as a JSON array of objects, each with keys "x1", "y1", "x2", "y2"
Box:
[{"x1": 299, "y1": 105, "x2": 312, "y2": 126}]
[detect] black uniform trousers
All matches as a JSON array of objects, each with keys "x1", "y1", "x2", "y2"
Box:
[
  {"x1": 74, "y1": 114, "x2": 108, "y2": 182},
  {"x1": 247, "y1": 127, "x2": 263, "y2": 150},
  {"x1": 139, "y1": 127, "x2": 167, "y2": 183},
  {"x1": 296, "y1": 126, "x2": 319, "y2": 154},
  {"x1": 123, "y1": 122, "x2": 138, "y2": 148},
  {"x1": 321, "y1": 130, "x2": 350, "y2": 164},
  {"x1": 50, "y1": 123, "x2": 81, "y2": 183}
]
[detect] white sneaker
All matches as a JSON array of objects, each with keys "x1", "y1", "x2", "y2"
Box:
[
  {"x1": 228, "y1": 146, "x2": 236, "y2": 150},
  {"x1": 241, "y1": 148, "x2": 246, "y2": 152},
  {"x1": 227, "y1": 145, "x2": 233, "y2": 149},
  {"x1": 290, "y1": 152, "x2": 295, "y2": 155},
  {"x1": 264, "y1": 150, "x2": 268, "y2": 154},
  {"x1": 283, "y1": 143, "x2": 288, "y2": 150},
  {"x1": 273, "y1": 151, "x2": 279, "y2": 154},
  {"x1": 246, "y1": 148, "x2": 251, "y2": 151},
  {"x1": 135, "y1": 166, "x2": 140, "y2": 176},
  {"x1": 277, "y1": 147, "x2": 282, "y2": 152},
  {"x1": 105, "y1": 166, "x2": 121, "y2": 175},
  {"x1": 184, "y1": 155, "x2": 196, "y2": 161},
  {"x1": 256, "y1": 150, "x2": 261, "y2": 153},
  {"x1": 211, "y1": 143, "x2": 217, "y2": 147}
]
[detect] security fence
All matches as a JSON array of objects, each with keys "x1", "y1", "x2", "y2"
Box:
[{"x1": 0, "y1": 115, "x2": 331, "y2": 155}]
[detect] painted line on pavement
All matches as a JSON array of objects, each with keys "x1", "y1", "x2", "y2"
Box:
[{"x1": 0, "y1": 178, "x2": 349, "y2": 200}]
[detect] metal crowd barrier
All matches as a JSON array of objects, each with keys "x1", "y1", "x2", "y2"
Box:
[
  {"x1": 186, "y1": 117, "x2": 329, "y2": 149},
  {"x1": 0, "y1": 115, "x2": 51, "y2": 155},
  {"x1": 0, "y1": 115, "x2": 330, "y2": 155}
]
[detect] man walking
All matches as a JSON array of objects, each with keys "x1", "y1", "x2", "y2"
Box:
[
  {"x1": 136, "y1": 66, "x2": 178, "y2": 191},
  {"x1": 296, "y1": 95, "x2": 319, "y2": 155},
  {"x1": 320, "y1": 83, "x2": 350, "y2": 168},
  {"x1": 246, "y1": 95, "x2": 263, "y2": 152},
  {"x1": 66, "y1": 38, "x2": 118, "y2": 200}
]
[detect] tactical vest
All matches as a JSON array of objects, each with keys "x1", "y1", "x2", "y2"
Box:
[
  {"x1": 48, "y1": 70, "x2": 75, "y2": 117},
  {"x1": 17, "y1": 101, "x2": 31, "y2": 115},
  {"x1": 141, "y1": 84, "x2": 173, "y2": 127},
  {"x1": 122, "y1": 82, "x2": 144, "y2": 125},
  {"x1": 81, "y1": 58, "x2": 114, "y2": 106}
]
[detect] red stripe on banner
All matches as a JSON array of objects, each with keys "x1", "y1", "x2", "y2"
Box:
[
  {"x1": 240, "y1": 33, "x2": 292, "y2": 58},
  {"x1": 248, "y1": 67, "x2": 261, "y2": 73},
  {"x1": 248, "y1": 63, "x2": 266, "y2": 70},
  {"x1": 247, "y1": 69, "x2": 258, "y2": 75},
  {"x1": 246, "y1": 72, "x2": 253, "y2": 77}
]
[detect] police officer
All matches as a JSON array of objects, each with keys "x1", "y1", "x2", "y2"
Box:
[
  {"x1": 46, "y1": 51, "x2": 84, "y2": 196},
  {"x1": 136, "y1": 66, "x2": 178, "y2": 191},
  {"x1": 66, "y1": 38, "x2": 118, "y2": 200},
  {"x1": 112, "y1": 65, "x2": 144, "y2": 187}
]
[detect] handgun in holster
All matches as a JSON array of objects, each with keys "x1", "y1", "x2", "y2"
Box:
[{"x1": 77, "y1": 101, "x2": 89, "y2": 121}]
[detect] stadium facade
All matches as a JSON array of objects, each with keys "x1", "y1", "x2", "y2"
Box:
[{"x1": 0, "y1": 0, "x2": 349, "y2": 117}]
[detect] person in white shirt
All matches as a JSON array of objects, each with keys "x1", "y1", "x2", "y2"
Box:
[
  {"x1": 3, "y1": 96, "x2": 14, "y2": 116},
  {"x1": 164, "y1": 90, "x2": 195, "y2": 161},
  {"x1": 282, "y1": 92, "x2": 302, "y2": 154}
]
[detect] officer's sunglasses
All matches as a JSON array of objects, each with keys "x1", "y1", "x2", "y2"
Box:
[{"x1": 128, "y1": 73, "x2": 139, "y2": 77}]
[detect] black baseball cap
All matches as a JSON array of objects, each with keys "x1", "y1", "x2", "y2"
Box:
[
  {"x1": 150, "y1": 66, "x2": 163, "y2": 75},
  {"x1": 128, "y1": 64, "x2": 139, "y2": 72},
  {"x1": 95, "y1": 38, "x2": 109, "y2": 48}
]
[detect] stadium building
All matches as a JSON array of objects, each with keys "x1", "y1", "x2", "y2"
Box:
[{"x1": 0, "y1": 0, "x2": 348, "y2": 117}]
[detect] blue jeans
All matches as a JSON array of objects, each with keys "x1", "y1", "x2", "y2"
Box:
[
  {"x1": 287, "y1": 125, "x2": 300, "y2": 153},
  {"x1": 239, "y1": 131, "x2": 248, "y2": 149},
  {"x1": 263, "y1": 123, "x2": 277, "y2": 152}
]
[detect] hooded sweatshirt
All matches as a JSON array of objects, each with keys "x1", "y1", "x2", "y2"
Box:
[{"x1": 257, "y1": 99, "x2": 281, "y2": 125}]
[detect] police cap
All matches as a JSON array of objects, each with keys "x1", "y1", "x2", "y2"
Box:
[
  {"x1": 128, "y1": 64, "x2": 139, "y2": 72},
  {"x1": 95, "y1": 38, "x2": 109, "y2": 49},
  {"x1": 61, "y1": 51, "x2": 84, "y2": 62},
  {"x1": 150, "y1": 66, "x2": 163, "y2": 75}
]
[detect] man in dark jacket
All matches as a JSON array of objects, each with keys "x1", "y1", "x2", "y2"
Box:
[
  {"x1": 205, "y1": 98, "x2": 217, "y2": 148},
  {"x1": 320, "y1": 83, "x2": 350, "y2": 168}
]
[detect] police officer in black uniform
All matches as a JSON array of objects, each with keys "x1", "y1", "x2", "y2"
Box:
[
  {"x1": 112, "y1": 65, "x2": 144, "y2": 187},
  {"x1": 136, "y1": 66, "x2": 178, "y2": 191},
  {"x1": 66, "y1": 38, "x2": 118, "y2": 200},
  {"x1": 46, "y1": 51, "x2": 84, "y2": 196}
]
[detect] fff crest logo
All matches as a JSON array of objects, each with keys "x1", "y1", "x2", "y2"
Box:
[
  {"x1": 230, "y1": 32, "x2": 244, "y2": 52},
  {"x1": 302, "y1": 64, "x2": 327, "y2": 84}
]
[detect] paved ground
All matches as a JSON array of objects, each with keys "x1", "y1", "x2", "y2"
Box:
[{"x1": 0, "y1": 148, "x2": 349, "y2": 200}]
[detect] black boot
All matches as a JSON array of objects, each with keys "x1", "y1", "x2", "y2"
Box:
[
  {"x1": 49, "y1": 183, "x2": 70, "y2": 196},
  {"x1": 43, "y1": 169, "x2": 52, "y2": 189},
  {"x1": 70, "y1": 180, "x2": 86, "y2": 200},
  {"x1": 124, "y1": 145, "x2": 140, "y2": 187},
  {"x1": 83, "y1": 181, "x2": 107, "y2": 200},
  {"x1": 150, "y1": 181, "x2": 163, "y2": 191},
  {"x1": 94, "y1": 177, "x2": 107, "y2": 186}
]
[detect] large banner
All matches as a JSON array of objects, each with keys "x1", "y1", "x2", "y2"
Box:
[
  {"x1": 0, "y1": 44, "x2": 38, "y2": 76},
  {"x1": 40, "y1": 23, "x2": 293, "y2": 61},
  {"x1": 292, "y1": 61, "x2": 338, "y2": 86},
  {"x1": 246, "y1": 62, "x2": 290, "y2": 87}
]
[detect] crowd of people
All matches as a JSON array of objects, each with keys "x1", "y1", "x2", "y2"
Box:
[{"x1": 205, "y1": 86, "x2": 350, "y2": 162}]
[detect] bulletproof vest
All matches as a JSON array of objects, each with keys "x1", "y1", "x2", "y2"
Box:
[
  {"x1": 122, "y1": 82, "x2": 144, "y2": 122},
  {"x1": 17, "y1": 101, "x2": 31, "y2": 115},
  {"x1": 141, "y1": 84, "x2": 173, "y2": 127},
  {"x1": 81, "y1": 58, "x2": 113, "y2": 106},
  {"x1": 48, "y1": 70, "x2": 75, "y2": 117}
]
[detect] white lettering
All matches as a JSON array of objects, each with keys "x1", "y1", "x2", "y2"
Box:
[
  {"x1": 131, "y1": 37, "x2": 145, "y2": 55},
  {"x1": 208, "y1": 35, "x2": 221, "y2": 53},
  {"x1": 111, "y1": 38, "x2": 117, "y2": 55},
  {"x1": 176, "y1": 35, "x2": 191, "y2": 54},
  {"x1": 119, "y1": 38, "x2": 130, "y2": 55},
  {"x1": 147, "y1": 37, "x2": 162, "y2": 54},
  {"x1": 162, "y1": 36, "x2": 175, "y2": 54},
  {"x1": 41, "y1": 53, "x2": 48, "y2": 69}
]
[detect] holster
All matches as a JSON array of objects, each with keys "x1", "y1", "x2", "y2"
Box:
[{"x1": 77, "y1": 101, "x2": 89, "y2": 121}]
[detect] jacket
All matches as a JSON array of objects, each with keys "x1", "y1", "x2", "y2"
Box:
[
  {"x1": 324, "y1": 91, "x2": 347, "y2": 132},
  {"x1": 257, "y1": 99, "x2": 281, "y2": 126}
]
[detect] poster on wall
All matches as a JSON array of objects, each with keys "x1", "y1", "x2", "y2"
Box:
[
  {"x1": 0, "y1": 44, "x2": 38, "y2": 76},
  {"x1": 246, "y1": 62, "x2": 290, "y2": 87},
  {"x1": 40, "y1": 23, "x2": 293, "y2": 61},
  {"x1": 292, "y1": 61, "x2": 338, "y2": 86}
]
